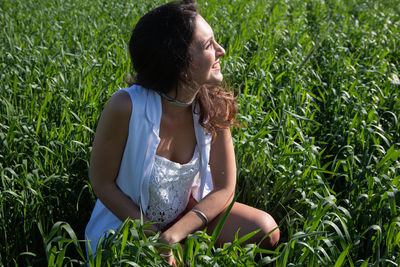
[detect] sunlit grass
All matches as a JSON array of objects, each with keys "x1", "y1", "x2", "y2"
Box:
[{"x1": 1, "y1": 0, "x2": 399, "y2": 265}]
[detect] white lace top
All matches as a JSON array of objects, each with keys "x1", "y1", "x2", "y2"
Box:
[{"x1": 145, "y1": 147, "x2": 200, "y2": 230}]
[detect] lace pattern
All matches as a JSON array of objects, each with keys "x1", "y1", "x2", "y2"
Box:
[{"x1": 146, "y1": 149, "x2": 200, "y2": 230}]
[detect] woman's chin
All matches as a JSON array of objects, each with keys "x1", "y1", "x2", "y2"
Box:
[
  {"x1": 208, "y1": 74, "x2": 224, "y2": 85},
  {"x1": 205, "y1": 81, "x2": 223, "y2": 88}
]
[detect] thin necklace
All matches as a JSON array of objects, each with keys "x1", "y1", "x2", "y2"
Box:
[{"x1": 159, "y1": 92, "x2": 193, "y2": 107}]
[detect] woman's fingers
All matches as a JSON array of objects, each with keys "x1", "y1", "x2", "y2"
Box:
[
  {"x1": 168, "y1": 255, "x2": 176, "y2": 266},
  {"x1": 159, "y1": 249, "x2": 176, "y2": 266}
]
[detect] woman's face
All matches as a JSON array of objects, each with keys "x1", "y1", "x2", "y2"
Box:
[{"x1": 188, "y1": 15, "x2": 225, "y2": 87}]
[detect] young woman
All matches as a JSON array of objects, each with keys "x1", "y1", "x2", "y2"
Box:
[{"x1": 85, "y1": 0, "x2": 279, "y2": 265}]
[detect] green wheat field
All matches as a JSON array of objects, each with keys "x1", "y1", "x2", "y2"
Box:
[{"x1": 1, "y1": 0, "x2": 399, "y2": 266}]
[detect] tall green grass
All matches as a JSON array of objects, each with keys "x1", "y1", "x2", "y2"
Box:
[{"x1": 1, "y1": 0, "x2": 399, "y2": 265}]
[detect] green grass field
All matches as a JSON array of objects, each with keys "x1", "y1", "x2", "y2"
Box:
[{"x1": 1, "y1": 0, "x2": 399, "y2": 265}]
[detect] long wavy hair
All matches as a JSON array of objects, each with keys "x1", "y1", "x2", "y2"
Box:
[{"x1": 128, "y1": 0, "x2": 237, "y2": 137}]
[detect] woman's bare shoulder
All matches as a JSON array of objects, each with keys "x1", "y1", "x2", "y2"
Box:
[
  {"x1": 103, "y1": 90, "x2": 132, "y2": 116},
  {"x1": 94, "y1": 90, "x2": 132, "y2": 139}
]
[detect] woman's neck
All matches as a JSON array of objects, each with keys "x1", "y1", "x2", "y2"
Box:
[
  {"x1": 161, "y1": 97, "x2": 193, "y2": 119},
  {"x1": 166, "y1": 84, "x2": 199, "y2": 105},
  {"x1": 159, "y1": 92, "x2": 193, "y2": 107}
]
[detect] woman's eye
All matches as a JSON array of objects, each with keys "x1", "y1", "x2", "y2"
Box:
[{"x1": 204, "y1": 41, "x2": 214, "y2": 49}]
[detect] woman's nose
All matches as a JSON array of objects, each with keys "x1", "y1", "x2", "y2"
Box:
[{"x1": 215, "y1": 42, "x2": 225, "y2": 57}]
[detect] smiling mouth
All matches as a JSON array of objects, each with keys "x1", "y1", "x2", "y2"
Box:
[{"x1": 212, "y1": 61, "x2": 220, "y2": 69}]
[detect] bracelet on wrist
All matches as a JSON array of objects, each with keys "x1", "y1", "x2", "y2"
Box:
[{"x1": 191, "y1": 208, "x2": 208, "y2": 225}]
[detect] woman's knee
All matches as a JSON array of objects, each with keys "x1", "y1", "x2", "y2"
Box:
[
  {"x1": 258, "y1": 212, "x2": 280, "y2": 249},
  {"x1": 211, "y1": 203, "x2": 280, "y2": 248}
]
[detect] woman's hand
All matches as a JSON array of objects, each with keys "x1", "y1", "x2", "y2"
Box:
[
  {"x1": 158, "y1": 232, "x2": 178, "y2": 266},
  {"x1": 159, "y1": 248, "x2": 176, "y2": 266}
]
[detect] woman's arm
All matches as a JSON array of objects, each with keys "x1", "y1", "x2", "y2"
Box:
[
  {"x1": 89, "y1": 90, "x2": 157, "y2": 231},
  {"x1": 160, "y1": 127, "x2": 237, "y2": 244}
]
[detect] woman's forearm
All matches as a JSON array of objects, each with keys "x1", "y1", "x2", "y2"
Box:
[
  {"x1": 160, "y1": 187, "x2": 234, "y2": 244},
  {"x1": 93, "y1": 182, "x2": 157, "y2": 232}
]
